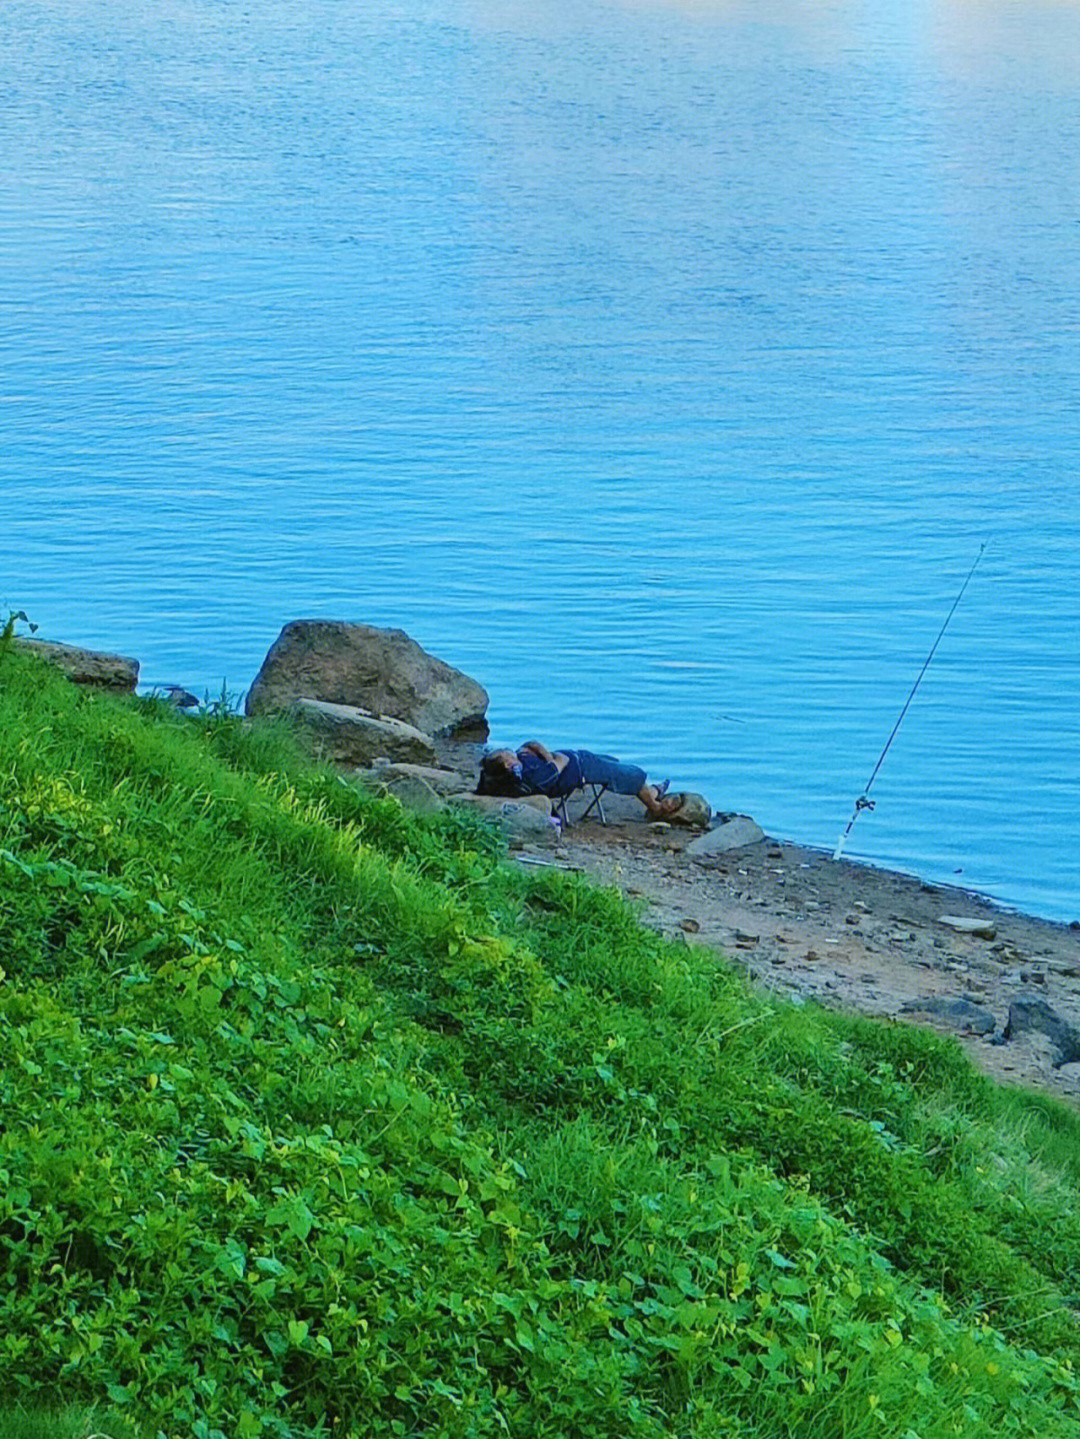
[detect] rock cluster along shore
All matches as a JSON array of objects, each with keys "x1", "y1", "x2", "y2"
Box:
[
  {"x1": 240, "y1": 620, "x2": 565, "y2": 843},
  {"x1": 16, "y1": 619, "x2": 716, "y2": 846}
]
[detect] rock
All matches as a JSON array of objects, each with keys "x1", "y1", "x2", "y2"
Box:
[
  {"x1": 289, "y1": 698, "x2": 437, "y2": 767},
  {"x1": 566, "y1": 790, "x2": 644, "y2": 826},
  {"x1": 245, "y1": 620, "x2": 488, "y2": 737},
  {"x1": 154, "y1": 685, "x2": 201, "y2": 710},
  {"x1": 937, "y1": 915, "x2": 997, "y2": 940},
  {"x1": 16, "y1": 638, "x2": 139, "y2": 692},
  {"x1": 450, "y1": 793, "x2": 559, "y2": 848},
  {"x1": 1003, "y1": 997, "x2": 1080, "y2": 1067},
  {"x1": 452, "y1": 792, "x2": 552, "y2": 818},
  {"x1": 687, "y1": 815, "x2": 765, "y2": 859},
  {"x1": 899, "y1": 996, "x2": 996, "y2": 1036},
  {"x1": 370, "y1": 772, "x2": 445, "y2": 814},
  {"x1": 667, "y1": 792, "x2": 712, "y2": 829},
  {"x1": 366, "y1": 762, "x2": 473, "y2": 799}
]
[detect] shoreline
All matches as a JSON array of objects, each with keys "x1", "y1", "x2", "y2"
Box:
[
  {"x1": 520, "y1": 803, "x2": 1080, "y2": 1109},
  {"x1": 18, "y1": 629, "x2": 1080, "y2": 1107},
  {"x1": 22, "y1": 626, "x2": 1073, "y2": 927}
]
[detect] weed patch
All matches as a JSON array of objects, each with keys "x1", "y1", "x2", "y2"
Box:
[{"x1": 3, "y1": 649, "x2": 1080, "y2": 1437}]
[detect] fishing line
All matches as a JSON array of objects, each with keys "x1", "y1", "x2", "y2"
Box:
[{"x1": 833, "y1": 539, "x2": 989, "y2": 862}]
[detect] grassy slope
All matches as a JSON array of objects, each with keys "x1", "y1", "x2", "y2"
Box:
[{"x1": 2, "y1": 647, "x2": 1080, "y2": 1439}]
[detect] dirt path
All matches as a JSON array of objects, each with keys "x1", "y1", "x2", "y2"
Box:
[{"x1": 517, "y1": 808, "x2": 1080, "y2": 1107}]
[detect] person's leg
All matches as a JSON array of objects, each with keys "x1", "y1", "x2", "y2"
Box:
[
  {"x1": 576, "y1": 750, "x2": 646, "y2": 794},
  {"x1": 577, "y1": 751, "x2": 676, "y2": 816},
  {"x1": 636, "y1": 782, "x2": 679, "y2": 817}
]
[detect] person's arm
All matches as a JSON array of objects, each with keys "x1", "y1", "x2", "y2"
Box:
[{"x1": 519, "y1": 740, "x2": 556, "y2": 763}]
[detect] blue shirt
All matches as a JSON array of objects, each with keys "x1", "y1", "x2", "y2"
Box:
[{"x1": 516, "y1": 748, "x2": 583, "y2": 797}]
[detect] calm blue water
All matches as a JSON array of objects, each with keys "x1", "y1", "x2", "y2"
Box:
[{"x1": 3, "y1": 0, "x2": 1079, "y2": 920}]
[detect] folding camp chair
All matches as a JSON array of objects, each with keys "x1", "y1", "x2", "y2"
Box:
[{"x1": 553, "y1": 781, "x2": 609, "y2": 827}]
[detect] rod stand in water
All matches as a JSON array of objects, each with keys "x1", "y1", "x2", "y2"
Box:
[{"x1": 833, "y1": 541, "x2": 989, "y2": 862}]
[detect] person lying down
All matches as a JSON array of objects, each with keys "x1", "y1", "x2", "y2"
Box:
[{"x1": 475, "y1": 740, "x2": 682, "y2": 819}]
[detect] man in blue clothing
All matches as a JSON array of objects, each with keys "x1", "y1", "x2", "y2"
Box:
[{"x1": 476, "y1": 739, "x2": 678, "y2": 818}]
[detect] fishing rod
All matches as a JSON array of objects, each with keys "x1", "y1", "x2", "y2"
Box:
[{"x1": 833, "y1": 539, "x2": 989, "y2": 862}]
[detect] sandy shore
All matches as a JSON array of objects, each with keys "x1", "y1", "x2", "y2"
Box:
[{"x1": 513, "y1": 798, "x2": 1080, "y2": 1108}]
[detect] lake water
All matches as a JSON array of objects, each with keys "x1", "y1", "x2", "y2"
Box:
[{"x1": 3, "y1": 0, "x2": 1079, "y2": 920}]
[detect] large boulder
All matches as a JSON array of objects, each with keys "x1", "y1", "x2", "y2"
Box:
[
  {"x1": 15, "y1": 638, "x2": 139, "y2": 692},
  {"x1": 289, "y1": 698, "x2": 437, "y2": 767},
  {"x1": 246, "y1": 621, "x2": 488, "y2": 738}
]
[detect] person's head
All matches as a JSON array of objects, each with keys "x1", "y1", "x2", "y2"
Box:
[{"x1": 475, "y1": 748, "x2": 525, "y2": 796}]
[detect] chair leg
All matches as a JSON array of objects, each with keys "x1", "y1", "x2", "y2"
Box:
[{"x1": 578, "y1": 784, "x2": 608, "y2": 824}]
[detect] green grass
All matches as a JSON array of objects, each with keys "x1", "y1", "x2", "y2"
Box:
[
  {"x1": 3, "y1": 645, "x2": 1080, "y2": 1438},
  {"x1": 0, "y1": 1405, "x2": 139, "y2": 1439}
]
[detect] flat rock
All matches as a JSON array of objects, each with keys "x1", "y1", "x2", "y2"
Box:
[
  {"x1": 899, "y1": 995, "x2": 996, "y2": 1036},
  {"x1": 687, "y1": 815, "x2": 765, "y2": 859},
  {"x1": 452, "y1": 792, "x2": 552, "y2": 818},
  {"x1": 289, "y1": 698, "x2": 437, "y2": 767},
  {"x1": 450, "y1": 792, "x2": 559, "y2": 848},
  {"x1": 369, "y1": 771, "x2": 446, "y2": 814},
  {"x1": 245, "y1": 620, "x2": 489, "y2": 737},
  {"x1": 366, "y1": 762, "x2": 472, "y2": 798},
  {"x1": 563, "y1": 789, "x2": 643, "y2": 826},
  {"x1": 937, "y1": 914, "x2": 997, "y2": 940},
  {"x1": 16, "y1": 638, "x2": 139, "y2": 692}
]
